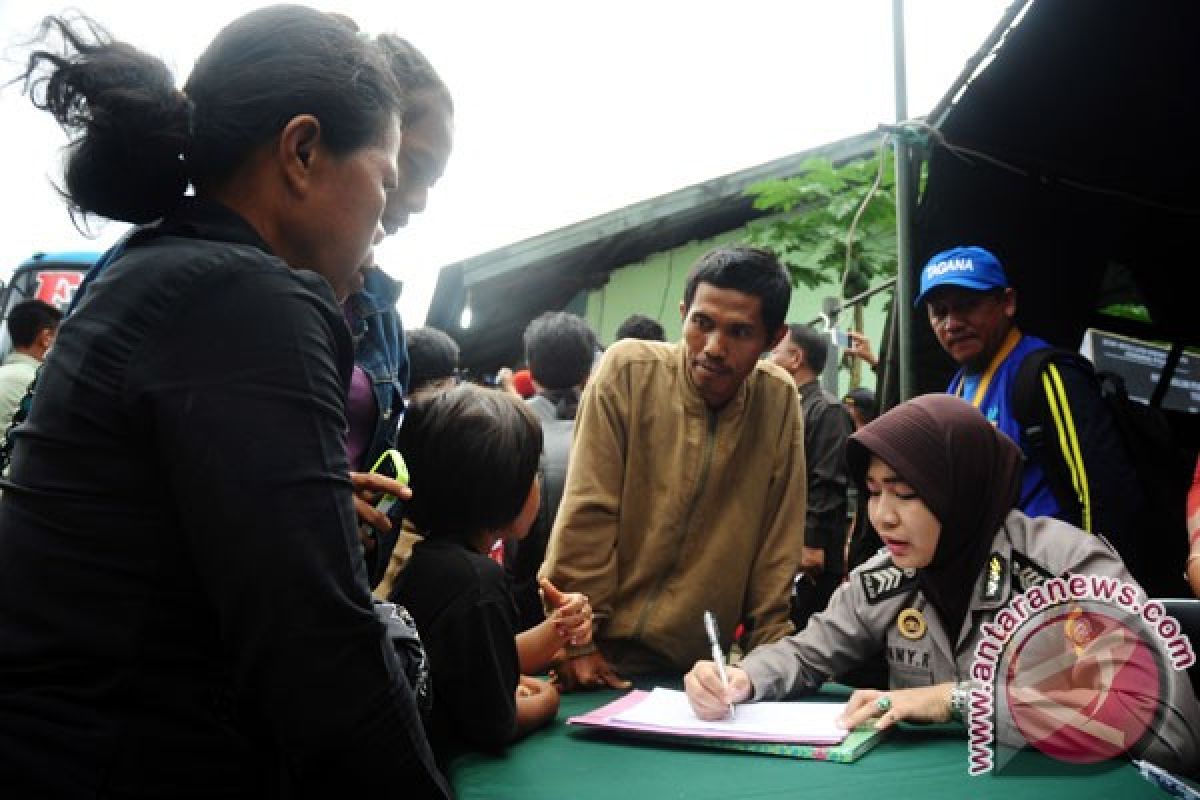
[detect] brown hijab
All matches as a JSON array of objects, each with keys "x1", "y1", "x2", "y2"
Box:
[{"x1": 846, "y1": 394, "x2": 1024, "y2": 638}]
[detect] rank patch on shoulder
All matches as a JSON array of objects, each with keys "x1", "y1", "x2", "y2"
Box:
[
  {"x1": 983, "y1": 553, "x2": 1006, "y2": 602},
  {"x1": 1011, "y1": 551, "x2": 1054, "y2": 592},
  {"x1": 860, "y1": 564, "x2": 917, "y2": 604}
]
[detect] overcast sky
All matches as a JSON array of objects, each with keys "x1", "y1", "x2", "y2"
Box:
[{"x1": 0, "y1": 1, "x2": 1012, "y2": 324}]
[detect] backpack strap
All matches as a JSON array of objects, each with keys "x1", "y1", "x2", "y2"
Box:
[{"x1": 1010, "y1": 347, "x2": 1099, "y2": 531}]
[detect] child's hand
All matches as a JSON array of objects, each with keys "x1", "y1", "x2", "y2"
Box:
[
  {"x1": 517, "y1": 674, "x2": 555, "y2": 698},
  {"x1": 539, "y1": 578, "x2": 593, "y2": 646},
  {"x1": 514, "y1": 675, "x2": 560, "y2": 735}
]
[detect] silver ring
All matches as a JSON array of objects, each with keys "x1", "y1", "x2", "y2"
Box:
[{"x1": 875, "y1": 695, "x2": 892, "y2": 713}]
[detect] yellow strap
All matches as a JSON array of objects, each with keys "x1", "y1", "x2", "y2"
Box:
[
  {"x1": 954, "y1": 328, "x2": 1023, "y2": 409},
  {"x1": 1041, "y1": 364, "x2": 1093, "y2": 532}
]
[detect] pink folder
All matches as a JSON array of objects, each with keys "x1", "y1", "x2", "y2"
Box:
[{"x1": 567, "y1": 690, "x2": 849, "y2": 745}]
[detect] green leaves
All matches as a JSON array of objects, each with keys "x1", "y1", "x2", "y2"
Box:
[{"x1": 744, "y1": 152, "x2": 898, "y2": 296}]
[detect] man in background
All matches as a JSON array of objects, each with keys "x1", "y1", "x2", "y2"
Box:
[
  {"x1": 0, "y1": 300, "x2": 62, "y2": 430},
  {"x1": 511, "y1": 311, "x2": 598, "y2": 630},
  {"x1": 769, "y1": 324, "x2": 852, "y2": 629},
  {"x1": 917, "y1": 245, "x2": 1142, "y2": 579},
  {"x1": 614, "y1": 313, "x2": 665, "y2": 342},
  {"x1": 404, "y1": 326, "x2": 460, "y2": 394}
]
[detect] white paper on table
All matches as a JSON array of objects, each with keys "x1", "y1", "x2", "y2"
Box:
[{"x1": 609, "y1": 687, "x2": 848, "y2": 743}]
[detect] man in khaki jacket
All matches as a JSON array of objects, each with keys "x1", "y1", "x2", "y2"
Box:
[{"x1": 541, "y1": 246, "x2": 806, "y2": 686}]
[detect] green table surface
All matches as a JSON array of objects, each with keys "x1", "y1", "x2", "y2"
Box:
[{"x1": 447, "y1": 680, "x2": 1174, "y2": 800}]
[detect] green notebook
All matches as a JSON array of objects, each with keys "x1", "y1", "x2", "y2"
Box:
[
  {"x1": 567, "y1": 689, "x2": 887, "y2": 763},
  {"x1": 654, "y1": 726, "x2": 887, "y2": 762}
]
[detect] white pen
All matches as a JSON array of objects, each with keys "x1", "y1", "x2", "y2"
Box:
[{"x1": 703, "y1": 610, "x2": 736, "y2": 720}]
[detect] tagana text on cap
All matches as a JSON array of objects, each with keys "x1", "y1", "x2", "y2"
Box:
[{"x1": 914, "y1": 245, "x2": 1009, "y2": 307}]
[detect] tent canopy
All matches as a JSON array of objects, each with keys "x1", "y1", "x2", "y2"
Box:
[{"x1": 902, "y1": 0, "x2": 1200, "y2": 407}]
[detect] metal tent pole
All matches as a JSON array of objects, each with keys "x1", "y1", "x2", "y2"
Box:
[{"x1": 892, "y1": 0, "x2": 915, "y2": 401}]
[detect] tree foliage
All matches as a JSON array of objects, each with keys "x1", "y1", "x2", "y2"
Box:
[{"x1": 744, "y1": 151, "x2": 897, "y2": 299}]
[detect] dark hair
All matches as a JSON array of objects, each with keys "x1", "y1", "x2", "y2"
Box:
[
  {"x1": 614, "y1": 313, "x2": 665, "y2": 342},
  {"x1": 843, "y1": 387, "x2": 878, "y2": 425},
  {"x1": 18, "y1": 7, "x2": 404, "y2": 225},
  {"x1": 5, "y1": 300, "x2": 63, "y2": 348},
  {"x1": 786, "y1": 323, "x2": 829, "y2": 373},
  {"x1": 682, "y1": 246, "x2": 791, "y2": 335},
  {"x1": 524, "y1": 312, "x2": 597, "y2": 390},
  {"x1": 374, "y1": 33, "x2": 454, "y2": 121},
  {"x1": 405, "y1": 326, "x2": 460, "y2": 392},
  {"x1": 398, "y1": 384, "x2": 543, "y2": 542}
]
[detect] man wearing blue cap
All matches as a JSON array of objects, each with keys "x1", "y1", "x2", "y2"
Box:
[{"x1": 915, "y1": 245, "x2": 1141, "y2": 557}]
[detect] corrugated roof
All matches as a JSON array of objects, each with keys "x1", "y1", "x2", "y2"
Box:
[{"x1": 426, "y1": 129, "x2": 880, "y2": 370}]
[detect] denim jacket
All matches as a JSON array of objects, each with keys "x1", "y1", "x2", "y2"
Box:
[
  {"x1": 347, "y1": 267, "x2": 408, "y2": 588},
  {"x1": 346, "y1": 266, "x2": 408, "y2": 471}
]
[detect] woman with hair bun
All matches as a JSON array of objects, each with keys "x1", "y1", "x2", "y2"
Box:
[{"x1": 0, "y1": 7, "x2": 449, "y2": 797}]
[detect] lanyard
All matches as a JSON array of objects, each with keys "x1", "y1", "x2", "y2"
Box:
[{"x1": 951, "y1": 329, "x2": 1022, "y2": 409}]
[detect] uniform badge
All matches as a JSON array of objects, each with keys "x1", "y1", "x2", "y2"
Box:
[
  {"x1": 897, "y1": 608, "x2": 927, "y2": 640},
  {"x1": 983, "y1": 553, "x2": 1007, "y2": 602},
  {"x1": 1011, "y1": 551, "x2": 1054, "y2": 592},
  {"x1": 860, "y1": 564, "x2": 917, "y2": 604}
]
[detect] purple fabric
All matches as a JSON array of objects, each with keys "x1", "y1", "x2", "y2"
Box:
[{"x1": 345, "y1": 364, "x2": 377, "y2": 471}]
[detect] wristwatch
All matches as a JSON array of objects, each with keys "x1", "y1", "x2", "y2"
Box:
[{"x1": 949, "y1": 680, "x2": 973, "y2": 722}]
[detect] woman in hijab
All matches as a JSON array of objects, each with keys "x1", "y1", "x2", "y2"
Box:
[{"x1": 686, "y1": 394, "x2": 1199, "y2": 774}]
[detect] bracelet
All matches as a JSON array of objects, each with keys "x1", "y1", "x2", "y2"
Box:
[
  {"x1": 949, "y1": 680, "x2": 973, "y2": 722},
  {"x1": 565, "y1": 641, "x2": 598, "y2": 658}
]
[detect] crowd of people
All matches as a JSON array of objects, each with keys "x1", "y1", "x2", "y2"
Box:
[{"x1": 0, "y1": 6, "x2": 1196, "y2": 798}]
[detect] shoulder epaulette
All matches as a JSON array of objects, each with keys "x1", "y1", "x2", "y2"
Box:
[
  {"x1": 1011, "y1": 551, "x2": 1055, "y2": 592},
  {"x1": 859, "y1": 563, "x2": 917, "y2": 604}
]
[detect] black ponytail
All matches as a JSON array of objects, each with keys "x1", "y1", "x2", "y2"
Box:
[
  {"x1": 19, "y1": 14, "x2": 190, "y2": 224},
  {"x1": 17, "y1": 7, "x2": 404, "y2": 227}
]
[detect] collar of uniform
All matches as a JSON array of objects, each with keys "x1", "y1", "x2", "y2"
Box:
[
  {"x1": 971, "y1": 526, "x2": 1015, "y2": 611},
  {"x1": 675, "y1": 340, "x2": 750, "y2": 422}
]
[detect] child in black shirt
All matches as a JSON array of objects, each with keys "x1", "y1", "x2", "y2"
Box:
[{"x1": 390, "y1": 384, "x2": 593, "y2": 757}]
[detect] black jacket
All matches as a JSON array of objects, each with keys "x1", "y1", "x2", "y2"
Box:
[{"x1": 0, "y1": 200, "x2": 448, "y2": 799}]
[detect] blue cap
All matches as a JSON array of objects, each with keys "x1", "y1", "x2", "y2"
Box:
[{"x1": 914, "y1": 246, "x2": 1008, "y2": 307}]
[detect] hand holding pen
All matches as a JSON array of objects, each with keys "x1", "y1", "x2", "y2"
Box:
[
  {"x1": 683, "y1": 657, "x2": 753, "y2": 721},
  {"x1": 703, "y1": 611, "x2": 736, "y2": 720}
]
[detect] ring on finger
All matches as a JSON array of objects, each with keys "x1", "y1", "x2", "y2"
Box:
[{"x1": 875, "y1": 695, "x2": 892, "y2": 713}]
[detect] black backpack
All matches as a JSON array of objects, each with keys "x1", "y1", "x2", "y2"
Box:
[{"x1": 1012, "y1": 348, "x2": 1195, "y2": 597}]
